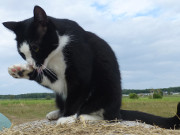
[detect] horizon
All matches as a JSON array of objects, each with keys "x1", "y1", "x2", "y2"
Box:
[{"x1": 1, "y1": 86, "x2": 180, "y2": 96}]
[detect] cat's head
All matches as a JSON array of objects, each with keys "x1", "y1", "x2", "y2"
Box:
[{"x1": 3, "y1": 6, "x2": 59, "y2": 69}]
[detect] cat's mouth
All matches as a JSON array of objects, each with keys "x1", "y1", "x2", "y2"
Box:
[
  {"x1": 26, "y1": 59, "x2": 45, "y2": 70},
  {"x1": 28, "y1": 62, "x2": 45, "y2": 70},
  {"x1": 27, "y1": 62, "x2": 57, "y2": 80}
]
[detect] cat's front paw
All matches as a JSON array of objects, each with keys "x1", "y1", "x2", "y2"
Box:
[
  {"x1": 57, "y1": 114, "x2": 77, "y2": 125},
  {"x1": 8, "y1": 64, "x2": 33, "y2": 79},
  {"x1": 46, "y1": 110, "x2": 60, "y2": 120}
]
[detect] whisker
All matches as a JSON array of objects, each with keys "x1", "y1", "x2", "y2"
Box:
[
  {"x1": 36, "y1": 66, "x2": 43, "y2": 82},
  {"x1": 45, "y1": 69, "x2": 58, "y2": 81},
  {"x1": 41, "y1": 64, "x2": 57, "y2": 77},
  {"x1": 41, "y1": 64, "x2": 57, "y2": 80}
]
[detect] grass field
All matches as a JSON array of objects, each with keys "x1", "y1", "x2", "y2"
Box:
[
  {"x1": 0, "y1": 99, "x2": 56, "y2": 125},
  {"x1": 0, "y1": 95, "x2": 180, "y2": 125},
  {"x1": 122, "y1": 96, "x2": 180, "y2": 117}
]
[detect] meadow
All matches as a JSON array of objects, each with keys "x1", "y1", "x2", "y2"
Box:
[{"x1": 0, "y1": 95, "x2": 180, "y2": 125}]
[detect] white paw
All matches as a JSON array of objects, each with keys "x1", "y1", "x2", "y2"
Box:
[
  {"x1": 8, "y1": 64, "x2": 33, "y2": 79},
  {"x1": 79, "y1": 109, "x2": 104, "y2": 122},
  {"x1": 46, "y1": 110, "x2": 60, "y2": 120},
  {"x1": 79, "y1": 114, "x2": 103, "y2": 122},
  {"x1": 57, "y1": 114, "x2": 77, "y2": 125}
]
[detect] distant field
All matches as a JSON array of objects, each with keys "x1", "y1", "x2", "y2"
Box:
[{"x1": 0, "y1": 95, "x2": 179, "y2": 125}]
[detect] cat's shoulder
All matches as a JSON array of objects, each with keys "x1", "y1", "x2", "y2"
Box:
[{"x1": 48, "y1": 17, "x2": 84, "y2": 33}]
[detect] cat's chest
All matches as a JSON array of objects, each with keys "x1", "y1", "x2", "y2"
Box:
[
  {"x1": 41, "y1": 35, "x2": 69, "y2": 99},
  {"x1": 41, "y1": 51, "x2": 67, "y2": 99},
  {"x1": 48, "y1": 51, "x2": 66, "y2": 77}
]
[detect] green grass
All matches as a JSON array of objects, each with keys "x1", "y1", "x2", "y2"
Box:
[
  {"x1": 0, "y1": 99, "x2": 56, "y2": 125},
  {"x1": 0, "y1": 95, "x2": 179, "y2": 125},
  {"x1": 121, "y1": 96, "x2": 180, "y2": 117}
]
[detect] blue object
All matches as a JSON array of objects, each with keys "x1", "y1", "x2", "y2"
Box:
[{"x1": 0, "y1": 113, "x2": 11, "y2": 131}]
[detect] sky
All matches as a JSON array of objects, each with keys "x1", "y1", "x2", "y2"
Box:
[{"x1": 0, "y1": 0, "x2": 180, "y2": 95}]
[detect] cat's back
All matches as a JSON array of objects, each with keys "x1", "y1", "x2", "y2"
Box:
[
  {"x1": 49, "y1": 16, "x2": 118, "y2": 69},
  {"x1": 49, "y1": 17, "x2": 84, "y2": 35}
]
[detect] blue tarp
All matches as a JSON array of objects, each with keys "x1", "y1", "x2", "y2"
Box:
[{"x1": 0, "y1": 113, "x2": 11, "y2": 131}]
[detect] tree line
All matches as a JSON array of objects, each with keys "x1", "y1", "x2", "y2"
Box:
[
  {"x1": 0, "y1": 93, "x2": 55, "y2": 99},
  {"x1": 0, "y1": 87, "x2": 180, "y2": 99},
  {"x1": 122, "y1": 87, "x2": 180, "y2": 95}
]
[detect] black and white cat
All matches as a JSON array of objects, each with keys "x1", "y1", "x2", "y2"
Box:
[{"x1": 3, "y1": 6, "x2": 180, "y2": 129}]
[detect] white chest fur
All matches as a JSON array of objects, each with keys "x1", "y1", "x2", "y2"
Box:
[{"x1": 41, "y1": 35, "x2": 70, "y2": 100}]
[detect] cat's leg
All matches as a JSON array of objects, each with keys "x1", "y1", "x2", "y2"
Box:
[
  {"x1": 56, "y1": 94, "x2": 86, "y2": 125},
  {"x1": 8, "y1": 64, "x2": 56, "y2": 82},
  {"x1": 56, "y1": 94, "x2": 95, "y2": 125},
  {"x1": 8, "y1": 64, "x2": 34, "y2": 79},
  {"x1": 77, "y1": 88, "x2": 121, "y2": 122},
  {"x1": 55, "y1": 94, "x2": 79, "y2": 124},
  {"x1": 47, "y1": 93, "x2": 65, "y2": 121},
  {"x1": 55, "y1": 67, "x2": 94, "y2": 125}
]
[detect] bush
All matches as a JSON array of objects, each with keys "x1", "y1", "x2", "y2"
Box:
[
  {"x1": 149, "y1": 89, "x2": 163, "y2": 99},
  {"x1": 45, "y1": 95, "x2": 51, "y2": 100},
  {"x1": 152, "y1": 93, "x2": 162, "y2": 99},
  {"x1": 129, "y1": 93, "x2": 139, "y2": 99}
]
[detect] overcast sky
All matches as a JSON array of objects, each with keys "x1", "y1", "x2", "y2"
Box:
[{"x1": 0, "y1": 0, "x2": 180, "y2": 95}]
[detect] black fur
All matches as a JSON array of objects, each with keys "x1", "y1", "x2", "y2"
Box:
[{"x1": 3, "y1": 6, "x2": 180, "y2": 129}]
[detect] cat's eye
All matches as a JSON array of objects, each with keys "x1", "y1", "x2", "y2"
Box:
[{"x1": 32, "y1": 45, "x2": 39, "y2": 52}]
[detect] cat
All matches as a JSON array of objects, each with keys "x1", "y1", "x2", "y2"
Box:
[{"x1": 3, "y1": 6, "x2": 180, "y2": 129}]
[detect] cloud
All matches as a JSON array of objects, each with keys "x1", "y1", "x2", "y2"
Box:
[{"x1": 0, "y1": 0, "x2": 180, "y2": 94}]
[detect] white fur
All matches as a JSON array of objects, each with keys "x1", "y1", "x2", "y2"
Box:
[
  {"x1": 8, "y1": 64, "x2": 33, "y2": 79},
  {"x1": 79, "y1": 109, "x2": 104, "y2": 121},
  {"x1": 56, "y1": 110, "x2": 104, "y2": 125},
  {"x1": 57, "y1": 114, "x2": 77, "y2": 125},
  {"x1": 19, "y1": 42, "x2": 36, "y2": 68},
  {"x1": 18, "y1": 35, "x2": 69, "y2": 99},
  {"x1": 41, "y1": 76, "x2": 67, "y2": 99},
  {"x1": 41, "y1": 35, "x2": 69, "y2": 99},
  {"x1": 46, "y1": 110, "x2": 60, "y2": 120},
  {"x1": 79, "y1": 115, "x2": 103, "y2": 121},
  {"x1": 43, "y1": 34, "x2": 69, "y2": 68}
]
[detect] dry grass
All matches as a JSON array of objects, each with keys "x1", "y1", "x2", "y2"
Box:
[{"x1": 1, "y1": 121, "x2": 180, "y2": 135}]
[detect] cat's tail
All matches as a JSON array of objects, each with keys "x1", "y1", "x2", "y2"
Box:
[{"x1": 120, "y1": 102, "x2": 180, "y2": 129}]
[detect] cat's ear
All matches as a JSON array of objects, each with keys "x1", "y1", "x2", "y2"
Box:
[
  {"x1": 2, "y1": 21, "x2": 18, "y2": 32},
  {"x1": 33, "y1": 6, "x2": 47, "y2": 26}
]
